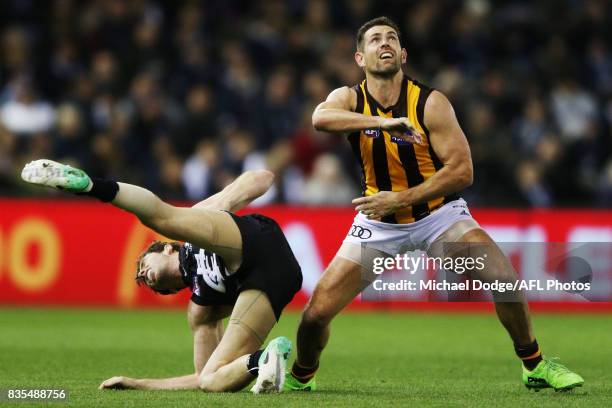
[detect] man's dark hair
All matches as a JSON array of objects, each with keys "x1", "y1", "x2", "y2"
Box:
[
  {"x1": 356, "y1": 16, "x2": 401, "y2": 51},
  {"x1": 135, "y1": 240, "x2": 182, "y2": 295}
]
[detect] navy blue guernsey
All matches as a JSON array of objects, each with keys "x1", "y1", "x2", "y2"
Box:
[
  {"x1": 176, "y1": 213, "x2": 302, "y2": 319},
  {"x1": 179, "y1": 242, "x2": 238, "y2": 305}
]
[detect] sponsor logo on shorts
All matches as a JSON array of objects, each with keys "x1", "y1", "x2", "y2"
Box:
[
  {"x1": 452, "y1": 203, "x2": 470, "y2": 216},
  {"x1": 349, "y1": 225, "x2": 372, "y2": 239}
]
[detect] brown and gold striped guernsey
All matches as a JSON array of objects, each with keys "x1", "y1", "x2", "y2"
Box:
[{"x1": 347, "y1": 75, "x2": 460, "y2": 224}]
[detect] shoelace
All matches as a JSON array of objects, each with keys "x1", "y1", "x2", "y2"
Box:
[{"x1": 545, "y1": 357, "x2": 573, "y2": 379}]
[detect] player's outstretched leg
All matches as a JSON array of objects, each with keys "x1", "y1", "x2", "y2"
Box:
[
  {"x1": 22, "y1": 159, "x2": 92, "y2": 192},
  {"x1": 250, "y1": 336, "x2": 292, "y2": 394},
  {"x1": 22, "y1": 158, "x2": 245, "y2": 267}
]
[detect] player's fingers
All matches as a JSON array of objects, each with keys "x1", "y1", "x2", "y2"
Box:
[
  {"x1": 362, "y1": 207, "x2": 381, "y2": 218},
  {"x1": 355, "y1": 202, "x2": 374, "y2": 212},
  {"x1": 409, "y1": 131, "x2": 423, "y2": 144},
  {"x1": 402, "y1": 119, "x2": 422, "y2": 138},
  {"x1": 400, "y1": 118, "x2": 413, "y2": 129},
  {"x1": 352, "y1": 196, "x2": 370, "y2": 205},
  {"x1": 99, "y1": 376, "x2": 122, "y2": 390},
  {"x1": 399, "y1": 127, "x2": 422, "y2": 144},
  {"x1": 366, "y1": 210, "x2": 382, "y2": 219}
]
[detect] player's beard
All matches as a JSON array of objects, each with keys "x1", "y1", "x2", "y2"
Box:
[{"x1": 367, "y1": 56, "x2": 401, "y2": 78}]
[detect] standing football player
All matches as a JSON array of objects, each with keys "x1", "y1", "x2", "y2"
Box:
[{"x1": 285, "y1": 16, "x2": 583, "y2": 392}]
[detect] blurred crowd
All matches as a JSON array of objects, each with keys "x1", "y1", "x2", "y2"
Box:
[{"x1": 1, "y1": 0, "x2": 611, "y2": 207}]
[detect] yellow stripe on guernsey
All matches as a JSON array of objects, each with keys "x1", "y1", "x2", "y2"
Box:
[
  {"x1": 379, "y1": 98, "x2": 412, "y2": 223},
  {"x1": 348, "y1": 75, "x2": 457, "y2": 224},
  {"x1": 360, "y1": 95, "x2": 378, "y2": 197},
  {"x1": 406, "y1": 81, "x2": 445, "y2": 213}
]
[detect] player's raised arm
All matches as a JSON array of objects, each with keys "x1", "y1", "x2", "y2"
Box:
[
  {"x1": 312, "y1": 86, "x2": 362, "y2": 133},
  {"x1": 191, "y1": 170, "x2": 274, "y2": 212},
  {"x1": 312, "y1": 86, "x2": 422, "y2": 142}
]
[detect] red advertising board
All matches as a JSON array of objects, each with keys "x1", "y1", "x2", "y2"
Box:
[{"x1": 0, "y1": 199, "x2": 611, "y2": 312}]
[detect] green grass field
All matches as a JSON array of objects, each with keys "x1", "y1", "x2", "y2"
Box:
[{"x1": 0, "y1": 308, "x2": 610, "y2": 407}]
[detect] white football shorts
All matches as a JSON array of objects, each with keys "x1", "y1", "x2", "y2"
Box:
[{"x1": 337, "y1": 198, "x2": 480, "y2": 266}]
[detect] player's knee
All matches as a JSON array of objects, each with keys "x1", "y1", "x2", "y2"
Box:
[
  {"x1": 496, "y1": 265, "x2": 519, "y2": 283},
  {"x1": 302, "y1": 301, "x2": 335, "y2": 327},
  {"x1": 302, "y1": 273, "x2": 353, "y2": 326},
  {"x1": 477, "y1": 258, "x2": 518, "y2": 284}
]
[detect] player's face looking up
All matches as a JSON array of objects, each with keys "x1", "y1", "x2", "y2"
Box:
[{"x1": 355, "y1": 25, "x2": 406, "y2": 77}]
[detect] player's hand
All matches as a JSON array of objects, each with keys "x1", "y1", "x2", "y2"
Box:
[
  {"x1": 99, "y1": 376, "x2": 138, "y2": 390},
  {"x1": 379, "y1": 117, "x2": 423, "y2": 144},
  {"x1": 352, "y1": 191, "x2": 404, "y2": 219}
]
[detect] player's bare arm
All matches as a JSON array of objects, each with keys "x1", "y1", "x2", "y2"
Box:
[
  {"x1": 313, "y1": 86, "x2": 422, "y2": 142},
  {"x1": 188, "y1": 302, "x2": 231, "y2": 373},
  {"x1": 353, "y1": 91, "x2": 473, "y2": 219},
  {"x1": 191, "y1": 170, "x2": 275, "y2": 212},
  {"x1": 115, "y1": 170, "x2": 273, "y2": 245},
  {"x1": 99, "y1": 302, "x2": 231, "y2": 390}
]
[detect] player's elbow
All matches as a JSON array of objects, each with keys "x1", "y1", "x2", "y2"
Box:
[
  {"x1": 312, "y1": 109, "x2": 329, "y2": 131},
  {"x1": 458, "y1": 163, "x2": 473, "y2": 189}
]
